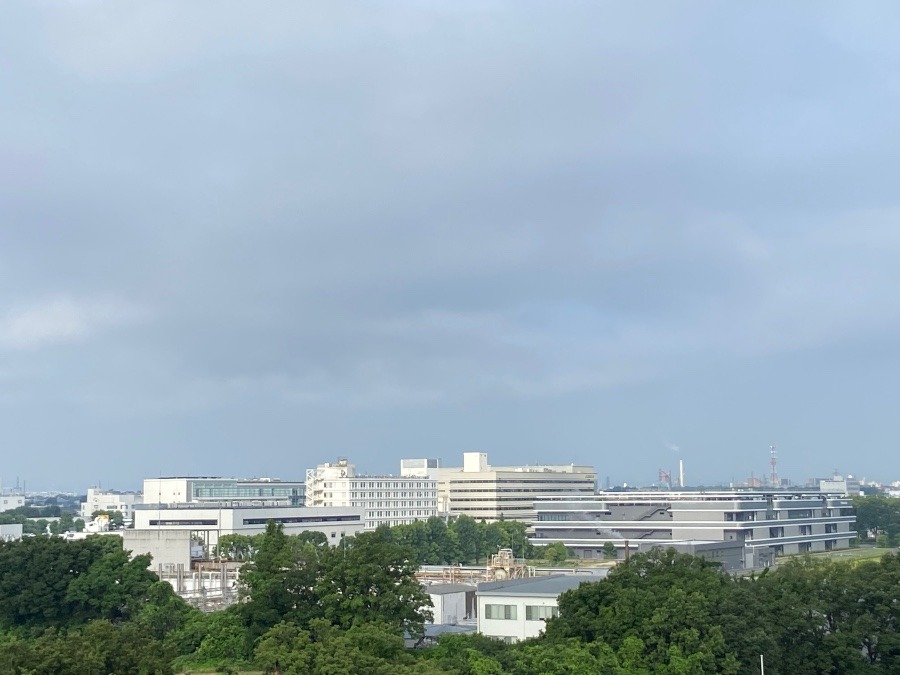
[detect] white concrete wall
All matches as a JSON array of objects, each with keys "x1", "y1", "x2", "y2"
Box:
[
  {"x1": 0, "y1": 523, "x2": 22, "y2": 541},
  {"x1": 123, "y1": 529, "x2": 192, "y2": 570},
  {"x1": 0, "y1": 495, "x2": 25, "y2": 512},
  {"x1": 430, "y1": 591, "x2": 468, "y2": 625},
  {"x1": 142, "y1": 479, "x2": 191, "y2": 504},
  {"x1": 477, "y1": 595, "x2": 559, "y2": 642}
]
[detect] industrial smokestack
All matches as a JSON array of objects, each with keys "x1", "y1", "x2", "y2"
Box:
[{"x1": 679, "y1": 459, "x2": 685, "y2": 488}]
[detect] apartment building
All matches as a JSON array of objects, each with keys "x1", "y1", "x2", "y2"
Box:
[
  {"x1": 404, "y1": 452, "x2": 596, "y2": 522},
  {"x1": 143, "y1": 476, "x2": 306, "y2": 506},
  {"x1": 80, "y1": 488, "x2": 143, "y2": 520},
  {"x1": 531, "y1": 490, "x2": 856, "y2": 566},
  {"x1": 305, "y1": 459, "x2": 438, "y2": 529}
]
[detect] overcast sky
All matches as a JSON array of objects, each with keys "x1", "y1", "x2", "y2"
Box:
[{"x1": 3, "y1": 2, "x2": 900, "y2": 491}]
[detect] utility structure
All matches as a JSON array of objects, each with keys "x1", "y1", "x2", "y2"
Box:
[
  {"x1": 658, "y1": 469, "x2": 672, "y2": 489},
  {"x1": 769, "y1": 445, "x2": 778, "y2": 488}
]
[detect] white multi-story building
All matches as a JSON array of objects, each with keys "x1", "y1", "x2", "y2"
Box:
[
  {"x1": 818, "y1": 474, "x2": 862, "y2": 497},
  {"x1": 306, "y1": 459, "x2": 438, "y2": 530},
  {"x1": 143, "y1": 477, "x2": 306, "y2": 506},
  {"x1": 80, "y1": 488, "x2": 143, "y2": 520},
  {"x1": 531, "y1": 490, "x2": 856, "y2": 566},
  {"x1": 403, "y1": 452, "x2": 597, "y2": 523}
]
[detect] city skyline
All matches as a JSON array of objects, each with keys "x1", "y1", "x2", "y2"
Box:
[{"x1": 3, "y1": 2, "x2": 900, "y2": 489}]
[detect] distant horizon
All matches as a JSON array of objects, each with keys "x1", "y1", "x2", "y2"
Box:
[{"x1": 6, "y1": 459, "x2": 879, "y2": 495}]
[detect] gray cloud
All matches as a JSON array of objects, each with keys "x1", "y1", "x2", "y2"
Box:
[{"x1": 2, "y1": 1, "x2": 900, "y2": 489}]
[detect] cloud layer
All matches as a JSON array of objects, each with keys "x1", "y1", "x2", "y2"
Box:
[{"x1": 2, "y1": 1, "x2": 900, "y2": 489}]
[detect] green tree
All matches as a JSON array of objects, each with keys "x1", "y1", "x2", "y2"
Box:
[
  {"x1": 316, "y1": 528, "x2": 432, "y2": 637},
  {"x1": 92, "y1": 509, "x2": 125, "y2": 529},
  {"x1": 238, "y1": 521, "x2": 325, "y2": 642},
  {"x1": 0, "y1": 534, "x2": 126, "y2": 628},
  {"x1": 451, "y1": 515, "x2": 483, "y2": 564},
  {"x1": 543, "y1": 541, "x2": 569, "y2": 564},
  {"x1": 546, "y1": 549, "x2": 740, "y2": 674},
  {"x1": 65, "y1": 547, "x2": 161, "y2": 624},
  {"x1": 602, "y1": 542, "x2": 617, "y2": 560}
]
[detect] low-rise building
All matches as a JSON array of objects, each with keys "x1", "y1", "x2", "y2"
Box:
[
  {"x1": 818, "y1": 475, "x2": 862, "y2": 497},
  {"x1": 0, "y1": 494, "x2": 25, "y2": 512},
  {"x1": 424, "y1": 583, "x2": 476, "y2": 625},
  {"x1": 0, "y1": 524, "x2": 22, "y2": 541},
  {"x1": 477, "y1": 575, "x2": 602, "y2": 642},
  {"x1": 531, "y1": 490, "x2": 855, "y2": 566},
  {"x1": 306, "y1": 459, "x2": 438, "y2": 529},
  {"x1": 143, "y1": 476, "x2": 306, "y2": 506},
  {"x1": 132, "y1": 502, "x2": 364, "y2": 551},
  {"x1": 80, "y1": 488, "x2": 143, "y2": 520}
]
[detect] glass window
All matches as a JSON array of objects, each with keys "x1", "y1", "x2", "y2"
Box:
[
  {"x1": 525, "y1": 605, "x2": 559, "y2": 621},
  {"x1": 484, "y1": 604, "x2": 517, "y2": 620}
]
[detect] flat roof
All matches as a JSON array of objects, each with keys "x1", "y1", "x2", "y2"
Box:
[
  {"x1": 425, "y1": 583, "x2": 476, "y2": 595},
  {"x1": 478, "y1": 574, "x2": 602, "y2": 597}
]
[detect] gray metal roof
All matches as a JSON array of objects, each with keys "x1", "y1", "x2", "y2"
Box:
[
  {"x1": 477, "y1": 574, "x2": 602, "y2": 597},
  {"x1": 425, "y1": 583, "x2": 476, "y2": 595}
]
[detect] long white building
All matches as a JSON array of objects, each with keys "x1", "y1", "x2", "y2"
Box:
[
  {"x1": 531, "y1": 490, "x2": 856, "y2": 566},
  {"x1": 143, "y1": 476, "x2": 306, "y2": 506},
  {"x1": 306, "y1": 459, "x2": 438, "y2": 529},
  {"x1": 133, "y1": 502, "x2": 364, "y2": 549},
  {"x1": 402, "y1": 452, "x2": 597, "y2": 523}
]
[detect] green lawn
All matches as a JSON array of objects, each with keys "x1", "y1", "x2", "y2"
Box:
[{"x1": 785, "y1": 546, "x2": 894, "y2": 563}]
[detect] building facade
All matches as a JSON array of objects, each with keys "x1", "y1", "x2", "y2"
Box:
[
  {"x1": 143, "y1": 477, "x2": 306, "y2": 506},
  {"x1": 407, "y1": 452, "x2": 596, "y2": 522},
  {"x1": 0, "y1": 524, "x2": 22, "y2": 541},
  {"x1": 818, "y1": 475, "x2": 862, "y2": 497},
  {"x1": 80, "y1": 488, "x2": 143, "y2": 520},
  {"x1": 0, "y1": 493, "x2": 25, "y2": 512},
  {"x1": 531, "y1": 490, "x2": 856, "y2": 566},
  {"x1": 306, "y1": 459, "x2": 438, "y2": 530},
  {"x1": 477, "y1": 575, "x2": 601, "y2": 642},
  {"x1": 132, "y1": 503, "x2": 364, "y2": 550}
]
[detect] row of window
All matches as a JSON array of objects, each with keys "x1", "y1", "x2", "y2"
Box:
[
  {"x1": 322, "y1": 482, "x2": 435, "y2": 489},
  {"x1": 448, "y1": 478, "x2": 594, "y2": 484},
  {"x1": 483, "y1": 604, "x2": 559, "y2": 621},
  {"x1": 365, "y1": 510, "x2": 435, "y2": 518},
  {"x1": 325, "y1": 492, "x2": 436, "y2": 499},
  {"x1": 348, "y1": 501, "x2": 436, "y2": 507}
]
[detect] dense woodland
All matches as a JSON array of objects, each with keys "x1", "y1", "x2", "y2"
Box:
[{"x1": 0, "y1": 497, "x2": 899, "y2": 673}]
